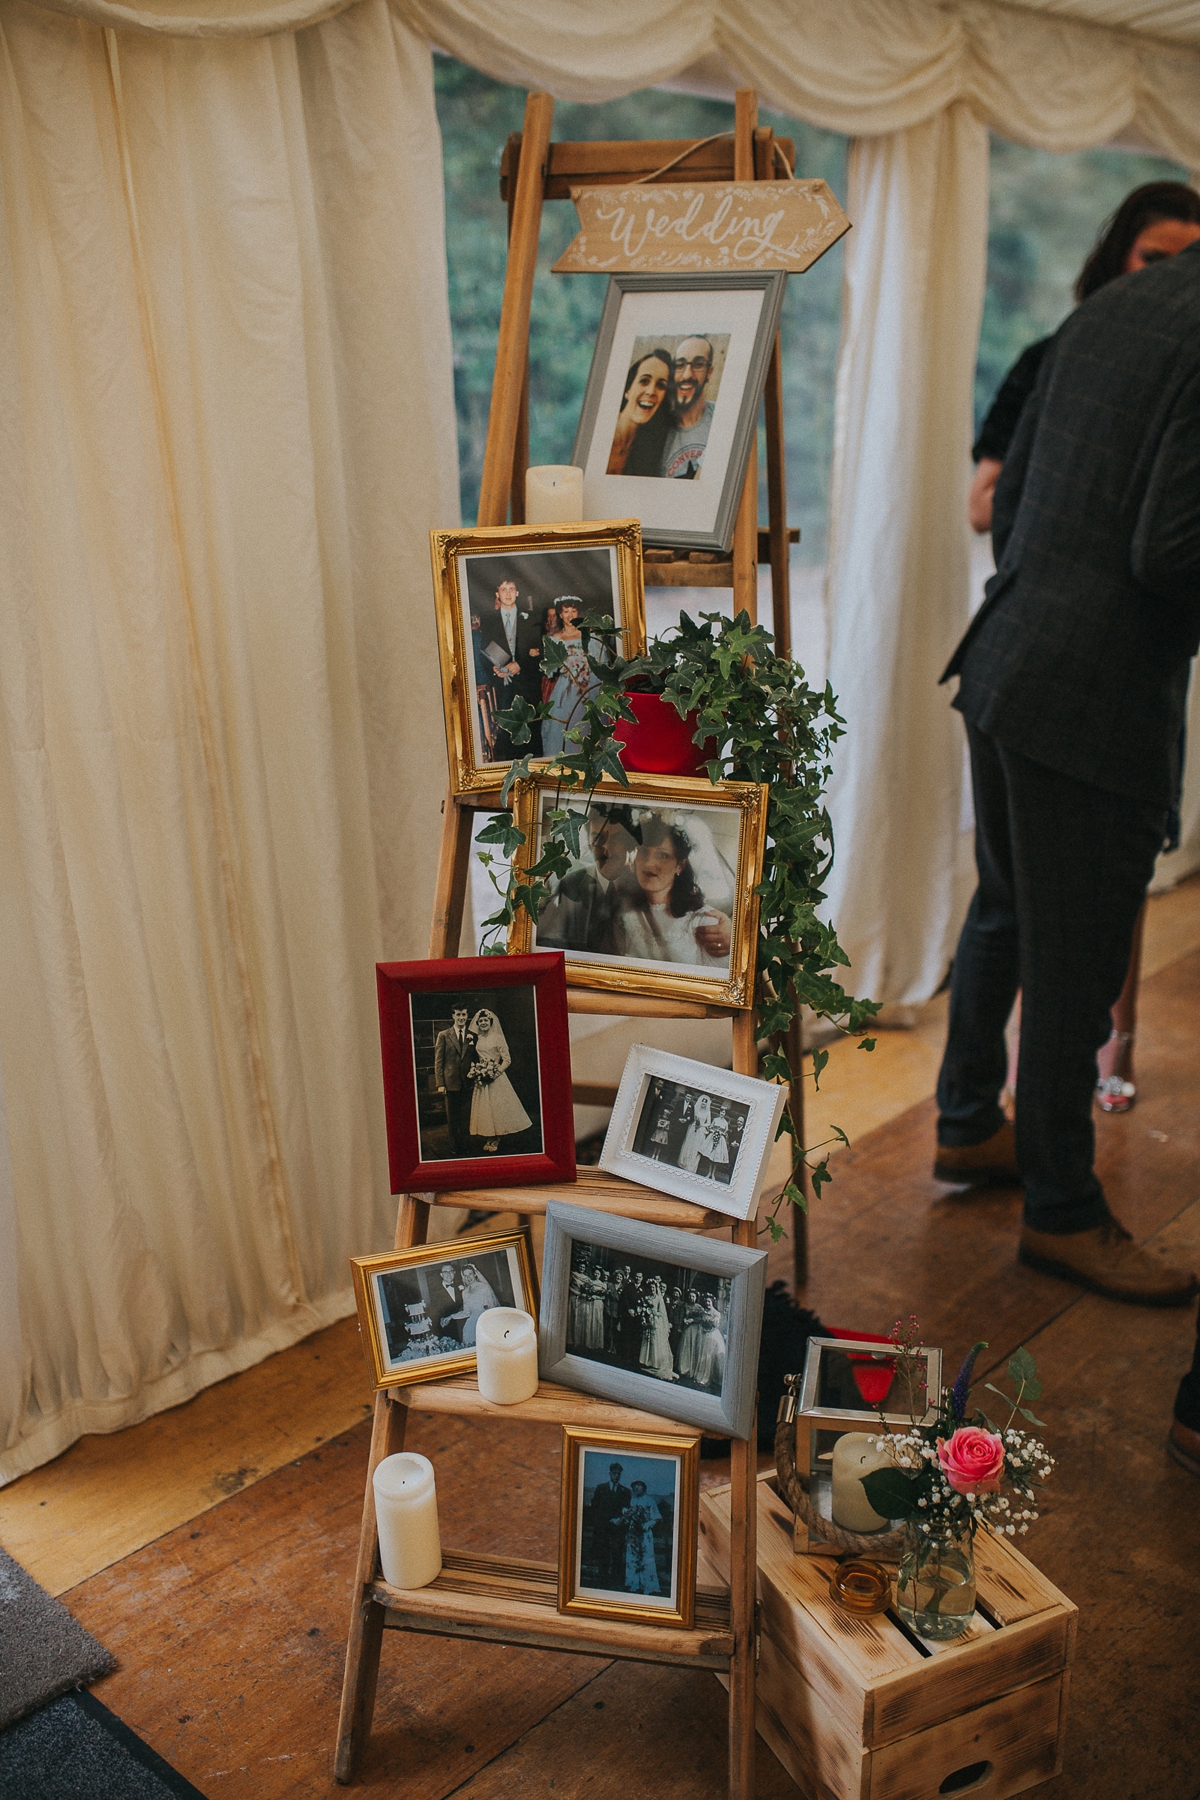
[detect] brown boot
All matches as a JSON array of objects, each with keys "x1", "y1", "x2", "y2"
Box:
[
  {"x1": 1167, "y1": 1420, "x2": 1200, "y2": 1477},
  {"x1": 1019, "y1": 1218, "x2": 1199, "y2": 1307},
  {"x1": 933, "y1": 1120, "x2": 1021, "y2": 1187}
]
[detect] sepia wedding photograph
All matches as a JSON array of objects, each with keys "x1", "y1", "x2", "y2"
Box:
[
  {"x1": 572, "y1": 272, "x2": 787, "y2": 552},
  {"x1": 377, "y1": 953, "x2": 575, "y2": 1193},
  {"x1": 429, "y1": 520, "x2": 645, "y2": 795},
  {"x1": 409, "y1": 984, "x2": 542, "y2": 1164},
  {"x1": 539, "y1": 1201, "x2": 768, "y2": 1440},
  {"x1": 598, "y1": 1044, "x2": 788, "y2": 1221},
  {"x1": 558, "y1": 1426, "x2": 699, "y2": 1627},
  {"x1": 351, "y1": 1231, "x2": 538, "y2": 1390},
  {"x1": 510, "y1": 774, "x2": 769, "y2": 1011}
]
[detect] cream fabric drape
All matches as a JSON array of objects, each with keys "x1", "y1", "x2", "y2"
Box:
[
  {"x1": 0, "y1": 0, "x2": 458, "y2": 1482},
  {"x1": 820, "y1": 105, "x2": 990, "y2": 1007}
]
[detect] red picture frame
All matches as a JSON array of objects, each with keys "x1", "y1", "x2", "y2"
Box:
[{"x1": 377, "y1": 952, "x2": 576, "y2": 1194}]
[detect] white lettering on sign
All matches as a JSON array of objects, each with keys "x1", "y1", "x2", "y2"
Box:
[{"x1": 552, "y1": 182, "x2": 850, "y2": 276}]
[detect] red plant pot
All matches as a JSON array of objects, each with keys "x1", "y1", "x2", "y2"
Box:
[{"x1": 613, "y1": 692, "x2": 716, "y2": 777}]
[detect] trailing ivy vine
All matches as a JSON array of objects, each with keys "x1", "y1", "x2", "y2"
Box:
[{"x1": 475, "y1": 608, "x2": 878, "y2": 1241}]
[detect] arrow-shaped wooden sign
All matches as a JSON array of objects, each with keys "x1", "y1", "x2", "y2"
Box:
[{"x1": 552, "y1": 180, "x2": 850, "y2": 276}]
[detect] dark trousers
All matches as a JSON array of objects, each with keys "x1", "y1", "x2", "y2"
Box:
[
  {"x1": 936, "y1": 724, "x2": 1164, "y2": 1233},
  {"x1": 1176, "y1": 1303, "x2": 1200, "y2": 1430},
  {"x1": 443, "y1": 1085, "x2": 472, "y2": 1156}
]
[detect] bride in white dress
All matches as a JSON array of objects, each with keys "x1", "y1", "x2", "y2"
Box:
[
  {"x1": 612, "y1": 816, "x2": 732, "y2": 968},
  {"x1": 467, "y1": 1008, "x2": 532, "y2": 1151}
]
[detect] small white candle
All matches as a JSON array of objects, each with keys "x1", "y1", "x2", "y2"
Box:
[
  {"x1": 525, "y1": 464, "x2": 583, "y2": 524},
  {"x1": 373, "y1": 1452, "x2": 442, "y2": 1589},
  {"x1": 475, "y1": 1307, "x2": 539, "y2": 1405},
  {"x1": 830, "y1": 1432, "x2": 893, "y2": 1533}
]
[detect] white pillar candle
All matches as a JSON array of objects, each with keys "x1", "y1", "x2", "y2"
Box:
[
  {"x1": 525, "y1": 464, "x2": 583, "y2": 523},
  {"x1": 373, "y1": 1452, "x2": 442, "y2": 1589},
  {"x1": 475, "y1": 1307, "x2": 539, "y2": 1404},
  {"x1": 830, "y1": 1432, "x2": 893, "y2": 1533}
]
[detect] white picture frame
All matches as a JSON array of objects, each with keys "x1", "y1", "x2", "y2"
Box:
[{"x1": 598, "y1": 1045, "x2": 787, "y2": 1223}]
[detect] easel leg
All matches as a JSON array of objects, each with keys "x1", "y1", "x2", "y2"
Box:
[
  {"x1": 334, "y1": 1392, "x2": 408, "y2": 1782},
  {"x1": 428, "y1": 790, "x2": 475, "y2": 960},
  {"x1": 729, "y1": 1213, "x2": 758, "y2": 1799},
  {"x1": 787, "y1": 1012, "x2": 808, "y2": 1286}
]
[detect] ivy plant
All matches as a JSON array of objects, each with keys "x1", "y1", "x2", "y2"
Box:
[{"x1": 475, "y1": 607, "x2": 878, "y2": 1240}]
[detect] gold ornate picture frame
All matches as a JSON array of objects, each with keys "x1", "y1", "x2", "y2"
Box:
[
  {"x1": 508, "y1": 772, "x2": 768, "y2": 1010},
  {"x1": 429, "y1": 520, "x2": 646, "y2": 798},
  {"x1": 558, "y1": 1425, "x2": 700, "y2": 1629},
  {"x1": 351, "y1": 1230, "x2": 539, "y2": 1391}
]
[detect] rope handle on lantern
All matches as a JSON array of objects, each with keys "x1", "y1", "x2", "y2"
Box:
[{"x1": 773, "y1": 1375, "x2": 909, "y2": 1558}]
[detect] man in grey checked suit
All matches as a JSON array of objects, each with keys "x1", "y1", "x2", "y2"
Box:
[
  {"x1": 434, "y1": 1004, "x2": 473, "y2": 1156},
  {"x1": 934, "y1": 239, "x2": 1200, "y2": 1307}
]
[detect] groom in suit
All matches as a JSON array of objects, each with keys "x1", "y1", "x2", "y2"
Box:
[
  {"x1": 935, "y1": 239, "x2": 1200, "y2": 1306},
  {"x1": 477, "y1": 577, "x2": 543, "y2": 759},
  {"x1": 589, "y1": 1461, "x2": 632, "y2": 1591},
  {"x1": 434, "y1": 1005, "x2": 473, "y2": 1156}
]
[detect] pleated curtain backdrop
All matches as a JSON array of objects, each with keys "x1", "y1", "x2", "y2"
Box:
[{"x1": 2, "y1": 0, "x2": 1199, "y2": 1480}]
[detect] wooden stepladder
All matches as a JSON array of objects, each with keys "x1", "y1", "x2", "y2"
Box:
[{"x1": 335, "y1": 89, "x2": 809, "y2": 1797}]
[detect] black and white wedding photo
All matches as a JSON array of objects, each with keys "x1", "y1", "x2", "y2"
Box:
[
  {"x1": 577, "y1": 1448, "x2": 678, "y2": 1602},
  {"x1": 351, "y1": 1232, "x2": 538, "y2": 1389},
  {"x1": 409, "y1": 984, "x2": 542, "y2": 1163},
  {"x1": 564, "y1": 1238, "x2": 732, "y2": 1395},
  {"x1": 630, "y1": 1076, "x2": 749, "y2": 1188}
]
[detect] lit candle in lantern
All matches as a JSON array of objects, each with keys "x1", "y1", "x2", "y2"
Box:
[
  {"x1": 373, "y1": 1452, "x2": 442, "y2": 1589},
  {"x1": 830, "y1": 1433, "x2": 893, "y2": 1533},
  {"x1": 475, "y1": 1307, "x2": 539, "y2": 1405},
  {"x1": 525, "y1": 465, "x2": 583, "y2": 523}
]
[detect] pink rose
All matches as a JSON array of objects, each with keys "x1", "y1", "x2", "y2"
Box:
[{"x1": 938, "y1": 1427, "x2": 1004, "y2": 1495}]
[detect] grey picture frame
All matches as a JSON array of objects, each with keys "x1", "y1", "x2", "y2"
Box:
[
  {"x1": 571, "y1": 271, "x2": 788, "y2": 555},
  {"x1": 539, "y1": 1200, "x2": 768, "y2": 1441}
]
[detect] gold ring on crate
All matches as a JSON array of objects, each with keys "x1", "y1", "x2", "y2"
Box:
[{"x1": 829, "y1": 1558, "x2": 892, "y2": 1616}]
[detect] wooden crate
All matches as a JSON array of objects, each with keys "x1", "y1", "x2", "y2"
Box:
[{"x1": 699, "y1": 1474, "x2": 1076, "y2": 1800}]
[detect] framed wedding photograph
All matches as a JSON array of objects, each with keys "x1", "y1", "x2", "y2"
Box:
[
  {"x1": 539, "y1": 1201, "x2": 768, "y2": 1440},
  {"x1": 571, "y1": 272, "x2": 788, "y2": 554},
  {"x1": 508, "y1": 773, "x2": 768, "y2": 1010},
  {"x1": 558, "y1": 1425, "x2": 700, "y2": 1628},
  {"x1": 599, "y1": 1045, "x2": 787, "y2": 1223},
  {"x1": 376, "y1": 952, "x2": 575, "y2": 1194},
  {"x1": 351, "y1": 1230, "x2": 539, "y2": 1390},
  {"x1": 430, "y1": 519, "x2": 647, "y2": 797}
]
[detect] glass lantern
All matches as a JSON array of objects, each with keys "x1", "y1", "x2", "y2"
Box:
[{"x1": 789, "y1": 1336, "x2": 942, "y2": 1556}]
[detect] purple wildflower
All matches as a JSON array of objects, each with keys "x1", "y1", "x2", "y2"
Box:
[{"x1": 950, "y1": 1341, "x2": 988, "y2": 1422}]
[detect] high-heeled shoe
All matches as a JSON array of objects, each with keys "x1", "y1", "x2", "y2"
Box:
[{"x1": 1096, "y1": 1030, "x2": 1136, "y2": 1114}]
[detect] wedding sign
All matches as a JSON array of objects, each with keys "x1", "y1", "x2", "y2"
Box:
[{"x1": 552, "y1": 181, "x2": 850, "y2": 275}]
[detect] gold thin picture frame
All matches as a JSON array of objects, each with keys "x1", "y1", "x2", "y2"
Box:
[
  {"x1": 508, "y1": 771, "x2": 769, "y2": 1010},
  {"x1": 429, "y1": 519, "x2": 647, "y2": 798},
  {"x1": 558, "y1": 1425, "x2": 700, "y2": 1629},
  {"x1": 350, "y1": 1230, "x2": 539, "y2": 1391}
]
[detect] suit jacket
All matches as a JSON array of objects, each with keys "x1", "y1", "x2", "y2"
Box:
[
  {"x1": 589, "y1": 1480, "x2": 632, "y2": 1539},
  {"x1": 943, "y1": 241, "x2": 1200, "y2": 807},
  {"x1": 434, "y1": 1027, "x2": 470, "y2": 1093},
  {"x1": 477, "y1": 604, "x2": 543, "y2": 712},
  {"x1": 536, "y1": 864, "x2": 636, "y2": 954}
]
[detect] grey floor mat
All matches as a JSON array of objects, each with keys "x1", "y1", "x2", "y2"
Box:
[
  {"x1": 0, "y1": 1547, "x2": 115, "y2": 1729},
  {"x1": 0, "y1": 1691, "x2": 207, "y2": 1799}
]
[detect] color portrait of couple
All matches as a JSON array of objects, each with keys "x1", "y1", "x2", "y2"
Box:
[
  {"x1": 606, "y1": 331, "x2": 729, "y2": 481},
  {"x1": 464, "y1": 545, "x2": 619, "y2": 765},
  {"x1": 536, "y1": 802, "x2": 735, "y2": 971}
]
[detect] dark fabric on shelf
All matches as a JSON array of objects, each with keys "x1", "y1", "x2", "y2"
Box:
[
  {"x1": 0, "y1": 1548, "x2": 115, "y2": 1729},
  {"x1": 0, "y1": 1691, "x2": 206, "y2": 1800},
  {"x1": 936, "y1": 723, "x2": 1164, "y2": 1232},
  {"x1": 972, "y1": 336, "x2": 1052, "y2": 463},
  {"x1": 1174, "y1": 1302, "x2": 1200, "y2": 1430},
  {"x1": 944, "y1": 240, "x2": 1200, "y2": 808}
]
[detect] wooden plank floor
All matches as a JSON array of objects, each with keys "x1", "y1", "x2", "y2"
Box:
[{"x1": 4, "y1": 875, "x2": 1199, "y2": 1796}]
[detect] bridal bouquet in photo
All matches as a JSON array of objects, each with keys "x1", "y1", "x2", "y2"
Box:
[
  {"x1": 858, "y1": 1318, "x2": 1055, "y2": 1640},
  {"x1": 467, "y1": 1053, "x2": 502, "y2": 1086}
]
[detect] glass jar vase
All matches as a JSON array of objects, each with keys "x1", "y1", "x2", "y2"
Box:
[{"x1": 895, "y1": 1518, "x2": 976, "y2": 1639}]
